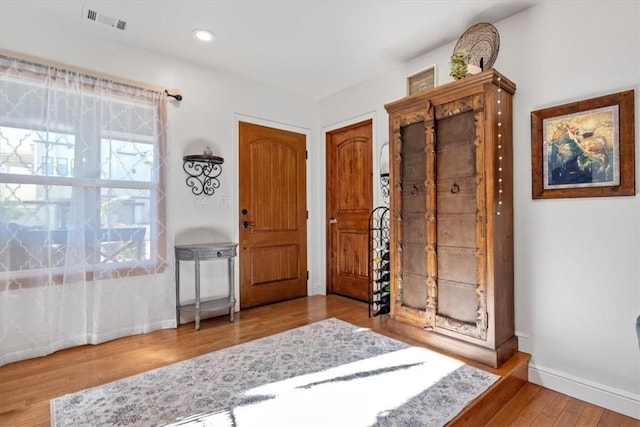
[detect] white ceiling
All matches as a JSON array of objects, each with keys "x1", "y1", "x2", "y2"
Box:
[{"x1": 2, "y1": 1, "x2": 538, "y2": 99}]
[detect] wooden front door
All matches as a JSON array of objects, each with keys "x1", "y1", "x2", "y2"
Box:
[
  {"x1": 326, "y1": 119, "x2": 373, "y2": 301},
  {"x1": 239, "y1": 121, "x2": 307, "y2": 309}
]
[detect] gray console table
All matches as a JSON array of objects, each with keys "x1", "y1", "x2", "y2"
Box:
[{"x1": 175, "y1": 242, "x2": 238, "y2": 330}]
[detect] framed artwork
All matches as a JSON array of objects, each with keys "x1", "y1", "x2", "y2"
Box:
[
  {"x1": 531, "y1": 90, "x2": 635, "y2": 199},
  {"x1": 407, "y1": 65, "x2": 436, "y2": 96}
]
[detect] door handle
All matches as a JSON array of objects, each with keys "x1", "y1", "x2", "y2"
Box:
[
  {"x1": 329, "y1": 217, "x2": 338, "y2": 224},
  {"x1": 242, "y1": 221, "x2": 255, "y2": 228}
]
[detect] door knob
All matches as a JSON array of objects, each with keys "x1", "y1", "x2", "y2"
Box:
[
  {"x1": 329, "y1": 217, "x2": 338, "y2": 224},
  {"x1": 242, "y1": 221, "x2": 255, "y2": 228}
]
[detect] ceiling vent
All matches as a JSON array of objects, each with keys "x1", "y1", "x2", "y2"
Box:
[{"x1": 83, "y1": 7, "x2": 127, "y2": 31}]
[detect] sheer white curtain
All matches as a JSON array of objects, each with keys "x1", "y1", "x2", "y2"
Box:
[{"x1": 0, "y1": 55, "x2": 175, "y2": 365}]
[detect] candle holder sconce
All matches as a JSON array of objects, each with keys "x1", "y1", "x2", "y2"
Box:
[{"x1": 183, "y1": 150, "x2": 224, "y2": 196}]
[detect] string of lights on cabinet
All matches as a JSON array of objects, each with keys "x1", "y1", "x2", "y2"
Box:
[{"x1": 496, "y1": 76, "x2": 503, "y2": 216}]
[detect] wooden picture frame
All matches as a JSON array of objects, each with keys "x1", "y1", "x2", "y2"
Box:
[
  {"x1": 406, "y1": 65, "x2": 435, "y2": 96},
  {"x1": 531, "y1": 90, "x2": 635, "y2": 199}
]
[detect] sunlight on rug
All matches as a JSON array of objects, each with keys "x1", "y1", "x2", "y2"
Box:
[{"x1": 51, "y1": 319, "x2": 499, "y2": 426}]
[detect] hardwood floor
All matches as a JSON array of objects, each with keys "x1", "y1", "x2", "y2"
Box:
[{"x1": 0, "y1": 295, "x2": 637, "y2": 426}]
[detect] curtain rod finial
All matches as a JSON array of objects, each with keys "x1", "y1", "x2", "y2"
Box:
[{"x1": 164, "y1": 89, "x2": 183, "y2": 101}]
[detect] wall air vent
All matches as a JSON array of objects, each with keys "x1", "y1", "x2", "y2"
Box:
[{"x1": 84, "y1": 7, "x2": 127, "y2": 31}]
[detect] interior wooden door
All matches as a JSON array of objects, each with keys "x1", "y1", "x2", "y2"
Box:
[
  {"x1": 326, "y1": 119, "x2": 373, "y2": 301},
  {"x1": 239, "y1": 121, "x2": 307, "y2": 309}
]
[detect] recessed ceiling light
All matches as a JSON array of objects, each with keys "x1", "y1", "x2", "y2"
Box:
[{"x1": 192, "y1": 29, "x2": 215, "y2": 42}]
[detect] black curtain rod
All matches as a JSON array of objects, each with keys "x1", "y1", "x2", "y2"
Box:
[{"x1": 165, "y1": 89, "x2": 183, "y2": 101}]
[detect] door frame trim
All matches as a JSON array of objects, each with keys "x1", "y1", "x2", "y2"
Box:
[
  {"x1": 233, "y1": 114, "x2": 312, "y2": 308},
  {"x1": 321, "y1": 111, "x2": 378, "y2": 296}
]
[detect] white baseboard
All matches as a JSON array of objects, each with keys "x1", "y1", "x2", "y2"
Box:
[
  {"x1": 309, "y1": 282, "x2": 326, "y2": 296},
  {"x1": 528, "y1": 362, "x2": 640, "y2": 420}
]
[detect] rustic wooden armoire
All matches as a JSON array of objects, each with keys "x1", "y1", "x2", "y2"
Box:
[{"x1": 384, "y1": 69, "x2": 516, "y2": 368}]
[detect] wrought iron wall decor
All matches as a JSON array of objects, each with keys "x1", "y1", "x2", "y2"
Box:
[
  {"x1": 183, "y1": 154, "x2": 224, "y2": 195},
  {"x1": 380, "y1": 173, "x2": 390, "y2": 205},
  {"x1": 379, "y1": 142, "x2": 390, "y2": 206}
]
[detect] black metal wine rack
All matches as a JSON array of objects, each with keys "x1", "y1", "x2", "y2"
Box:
[{"x1": 368, "y1": 206, "x2": 390, "y2": 317}]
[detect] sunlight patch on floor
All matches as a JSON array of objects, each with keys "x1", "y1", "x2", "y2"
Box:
[{"x1": 169, "y1": 346, "x2": 464, "y2": 426}]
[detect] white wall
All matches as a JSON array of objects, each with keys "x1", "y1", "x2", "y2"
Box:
[
  {"x1": 319, "y1": 1, "x2": 640, "y2": 419},
  {"x1": 1, "y1": 0, "x2": 638, "y2": 419},
  {"x1": 0, "y1": 3, "x2": 321, "y2": 361}
]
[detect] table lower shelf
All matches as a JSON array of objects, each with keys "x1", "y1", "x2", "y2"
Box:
[
  {"x1": 178, "y1": 296, "x2": 235, "y2": 313},
  {"x1": 177, "y1": 296, "x2": 235, "y2": 329}
]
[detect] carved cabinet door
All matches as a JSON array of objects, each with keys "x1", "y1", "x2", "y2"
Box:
[
  {"x1": 429, "y1": 95, "x2": 488, "y2": 342},
  {"x1": 390, "y1": 96, "x2": 489, "y2": 342}
]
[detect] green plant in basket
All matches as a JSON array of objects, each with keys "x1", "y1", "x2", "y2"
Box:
[{"x1": 450, "y1": 51, "x2": 470, "y2": 80}]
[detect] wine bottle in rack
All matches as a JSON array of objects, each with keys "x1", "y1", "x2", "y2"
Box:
[
  {"x1": 373, "y1": 284, "x2": 390, "y2": 295},
  {"x1": 381, "y1": 241, "x2": 390, "y2": 261},
  {"x1": 375, "y1": 272, "x2": 390, "y2": 284},
  {"x1": 374, "y1": 293, "x2": 390, "y2": 305},
  {"x1": 373, "y1": 304, "x2": 390, "y2": 317},
  {"x1": 375, "y1": 262, "x2": 390, "y2": 273}
]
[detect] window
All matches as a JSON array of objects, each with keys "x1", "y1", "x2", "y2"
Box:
[
  {"x1": 40, "y1": 156, "x2": 54, "y2": 175},
  {"x1": 0, "y1": 55, "x2": 167, "y2": 287},
  {"x1": 56, "y1": 158, "x2": 68, "y2": 176}
]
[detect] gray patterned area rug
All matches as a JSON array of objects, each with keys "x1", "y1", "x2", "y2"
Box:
[{"x1": 51, "y1": 318, "x2": 499, "y2": 426}]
